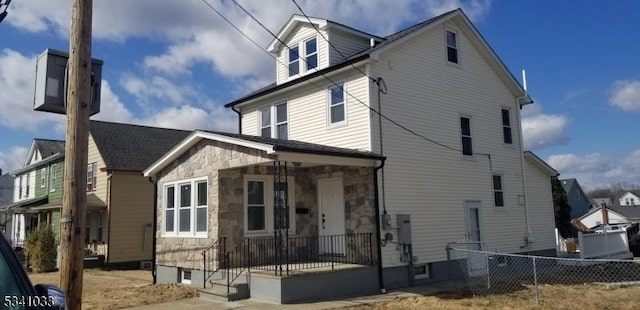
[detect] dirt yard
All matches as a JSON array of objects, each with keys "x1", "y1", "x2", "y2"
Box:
[
  {"x1": 342, "y1": 284, "x2": 640, "y2": 310},
  {"x1": 28, "y1": 269, "x2": 199, "y2": 310}
]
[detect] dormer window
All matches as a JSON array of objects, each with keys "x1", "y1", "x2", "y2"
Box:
[
  {"x1": 288, "y1": 47, "x2": 300, "y2": 77},
  {"x1": 446, "y1": 30, "x2": 458, "y2": 64},
  {"x1": 287, "y1": 37, "x2": 318, "y2": 77},
  {"x1": 304, "y1": 38, "x2": 317, "y2": 71}
]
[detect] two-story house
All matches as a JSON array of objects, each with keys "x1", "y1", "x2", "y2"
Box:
[
  {"x1": 144, "y1": 9, "x2": 557, "y2": 303},
  {"x1": 619, "y1": 190, "x2": 640, "y2": 207},
  {"x1": 1, "y1": 139, "x2": 65, "y2": 249},
  {"x1": 0, "y1": 169, "x2": 16, "y2": 240},
  {"x1": 561, "y1": 178, "x2": 591, "y2": 219},
  {"x1": 1, "y1": 122, "x2": 188, "y2": 269}
]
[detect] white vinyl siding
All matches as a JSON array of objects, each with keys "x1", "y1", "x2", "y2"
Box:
[
  {"x1": 277, "y1": 24, "x2": 329, "y2": 84},
  {"x1": 240, "y1": 71, "x2": 370, "y2": 150},
  {"x1": 524, "y1": 159, "x2": 558, "y2": 252},
  {"x1": 369, "y1": 21, "x2": 536, "y2": 266}
]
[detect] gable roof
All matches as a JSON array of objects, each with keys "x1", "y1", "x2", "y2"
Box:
[
  {"x1": 524, "y1": 151, "x2": 558, "y2": 176},
  {"x1": 89, "y1": 121, "x2": 191, "y2": 172},
  {"x1": 144, "y1": 131, "x2": 384, "y2": 177},
  {"x1": 227, "y1": 9, "x2": 530, "y2": 108},
  {"x1": 24, "y1": 139, "x2": 65, "y2": 167},
  {"x1": 609, "y1": 204, "x2": 640, "y2": 220},
  {"x1": 620, "y1": 190, "x2": 640, "y2": 199},
  {"x1": 11, "y1": 153, "x2": 64, "y2": 176},
  {"x1": 267, "y1": 15, "x2": 383, "y2": 53}
]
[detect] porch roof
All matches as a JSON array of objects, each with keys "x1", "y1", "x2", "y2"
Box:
[
  {"x1": 4, "y1": 196, "x2": 48, "y2": 211},
  {"x1": 144, "y1": 131, "x2": 385, "y2": 177}
]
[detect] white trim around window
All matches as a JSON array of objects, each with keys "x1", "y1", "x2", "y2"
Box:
[
  {"x1": 258, "y1": 102, "x2": 288, "y2": 139},
  {"x1": 287, "y1": 36, "x2": 319, "y2": 79},
  {"x1": 244, "y1": 175, "x2": 295, "y2": 236},
  {"x1": 162, "y1": 176, "x2": 208, "y2": 238},
  {"x1": 445, "y1": 29, "x2": 459, "y2": 64},
  {"x1": 327, "y1": 82, "x2": 347, "y2": 127}
]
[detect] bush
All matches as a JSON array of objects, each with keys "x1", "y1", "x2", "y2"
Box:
[{"x1": 24, "y1": 225, "x2": 57, "y2": 272}]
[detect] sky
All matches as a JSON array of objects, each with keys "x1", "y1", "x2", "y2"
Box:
[{"x1": 0, "y1": 0, "x2": 639, "y2": 191}]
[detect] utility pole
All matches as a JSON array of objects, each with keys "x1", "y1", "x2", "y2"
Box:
[{"x1": 59, "y1": 1, "x2": 92, "y2": 309}]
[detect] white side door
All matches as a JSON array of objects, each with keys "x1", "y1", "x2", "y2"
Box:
[{"x1": 464, "y1": 201, "x2": 487, "y2": 277}]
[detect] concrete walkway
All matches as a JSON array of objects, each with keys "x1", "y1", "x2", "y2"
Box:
[{"x1": 126, "y1": 283, "x2": 451, "y2": 310}]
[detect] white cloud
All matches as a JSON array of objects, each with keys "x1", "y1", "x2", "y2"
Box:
[
  {"x1": 0, "y1": 49, "x2": 66, "y2": 132},
  {"x1": 609, "y1": 80, "x2": 640, "y2": 111},
  {"x1": 94, "y1": 79, "x2": 237, "y2": 133},
  {"x1": 521, "y1": 104, "x2": 569, "y2": 150},
  {"x1": 547, "y1": 151, "x2": 640, "y2": 191},
  {"x1": 0, "y1": 146, "x2": 29, "y2": 174}
]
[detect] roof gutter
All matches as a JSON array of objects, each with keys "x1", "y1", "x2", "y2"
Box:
[{"x1": 225, "y1": 54, "x2": 371, "y2": 108}]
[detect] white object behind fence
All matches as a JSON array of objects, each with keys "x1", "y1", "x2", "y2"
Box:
[{"x1": 578, "y1": 230, "x2": 632, "y2": 259}]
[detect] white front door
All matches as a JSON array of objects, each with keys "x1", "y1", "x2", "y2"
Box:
[
  {"x1": 318, "y1": 177, "x2": 345, "y2": 254},
  {"x1": 464, "y1": 201, "x2": 488, "y2": 277}
]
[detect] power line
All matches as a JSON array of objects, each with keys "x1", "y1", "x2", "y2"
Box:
[
  {"x1": 203, "y1": 0, "x2": 466, "y2": 155},
  {"x1": 290, "y1": 0, "x2": 374, "y2": 82}
]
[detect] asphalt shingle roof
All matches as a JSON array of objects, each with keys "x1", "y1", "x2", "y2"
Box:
[
  {"x1": 200, "y1": 130, "x2": 384, "y2": 160},
  {"x1": 608, "y1": 205, "x2": 640, "y2": 220},
  {"x1": 89, "y1": 121, "x2": 191, "y2": 172},
  {"x1": 34, "y1": 139, "x2": 65, "y2": 158}
]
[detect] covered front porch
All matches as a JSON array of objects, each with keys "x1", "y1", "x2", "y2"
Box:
[{"x1": 146, "y1": 131, "x2": 384, "y2": 302}]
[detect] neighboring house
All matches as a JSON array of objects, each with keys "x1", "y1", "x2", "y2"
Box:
[
  {"x1": 561, "y1": 178, "x2": 590, "y2": 219},
  {"x1": 144, "y1": 9, "x2": 557, "y2": 302},
  {"x1": 0, "y1": 170, "x2": 15, "y2": 240},
  {"x1": 619, "y1": 190, "x2": 640, "y2": 207},
  {"x1": 591, "y1": 197, "x2": 613, "y2": 209},
  {"x1": 1, "y1": 122, "x2": 189, "y2": 269},
  {"x1": 2, "y1": 139, "x2": 65, "y2": 249},
  {"x1": 576, "y1": 206, "x2": 630, "y2": 230},
  {"x1": 87, "y1": 120, "x2": 190, "y2": 268}
]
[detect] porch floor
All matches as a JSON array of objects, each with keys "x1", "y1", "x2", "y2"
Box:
[{"x1": 248, "y1": 262, "x2": 367, "y2": 277}]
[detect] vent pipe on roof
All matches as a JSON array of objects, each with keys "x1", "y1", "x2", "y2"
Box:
[
  {"x1": 522, "y1": 69, "x2": 528, "y2": 93},
  {"x1": 370, "y1": 38, "x2": 375, "y2": 47}
]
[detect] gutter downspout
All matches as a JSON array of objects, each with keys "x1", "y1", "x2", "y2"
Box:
[
  {"x1": 231, "y1": 106, "x2": 242, "y2": 134},
  {"x1": 148, "y1": 176, "x2": 158, "y2": 284},
  {"x1": 516, "y1": 95, "x2": 535, "y2": 249},
  {"x1": 106, "y1": 171, "x2": 113, "y2": 264},
  {"x1": 373, "y1": 159, "x2": 386, "y2": 293}
]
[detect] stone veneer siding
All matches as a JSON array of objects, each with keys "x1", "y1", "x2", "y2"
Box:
[
  {"x1": 155, "y1": 140, "x2": 273, "y2": 270},
  {"x1": 155, "y1": 139, "x2": 377, "y2": 270}
]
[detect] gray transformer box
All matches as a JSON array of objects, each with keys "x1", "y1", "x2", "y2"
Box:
[
  {"x1": 396, "y1": 214, "x2": 412, "y2": 244},
  {"x1": 33, "y1": 48, "x2": 103, "y2": 116}
]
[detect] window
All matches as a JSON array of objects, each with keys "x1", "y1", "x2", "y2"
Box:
[
  {"x1": 632, "y1": 198, "x2": 636, "y2": 205},
  {"x1": 502, "y1": 109, "x2": 512, "y2": 144},
  {"x1": 446, "y1": 30, "x2": 458, "y2": 63},
  {"x1": 329, "y1": 84, "x2": 345, "y2": 124},
  {"x1": 40, "y1": 167, "x2": 47, "y2": 188},
  {"x1": 246, "y1": 180, "x2": 266, "y2": 232},
  {"x1": 85, "y1": 212, "x2": 92, "y2": 243},
  {"x1": 163, "y1": 177, "x2": 208, "y2": 237},
  {"x1": 259, "y1": 103, "x2": 288, "y2": 139},
  {"x1": 50, "y1": 163, "x2": 57, "y2": 192},
  {"x1": 413, "y1": 264, "x2": 431, "y2": 279},
  {"x1": 288, "y1": 46, "x2": 299, "y2": 77},
  {"x1": 25, "y1": 173, "x2": 30, "y2": 197},
  {"x1": 304, "y1": 38, "x2": 318, "y2": 71},
  {"x1": 493, "y1": 175, "x2": 504, "y2": 207},
  {"x1": 18, "y1": 175, "x2": 23, "y2": 199},
  {"x1": 181, "y1": 269, "x2": 192, "y2": 284},
  {"x1": 87, "y1": 162, "x2": 97, "y2": 192},
  {"x1": 244, "y1": 175, "x2": 295, "y2": 234},
  {"x1": 96, "y1": 211, "x2": 103, "y2": 241},
  {"x1": 460, "y1": 117, "x2": 473, "y2": 156},
  {"x1": 287, "y1": 37, "x2": 317, "y2": 77}
]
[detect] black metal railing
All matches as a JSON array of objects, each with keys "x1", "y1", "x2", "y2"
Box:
[
  {"x1": 202, "y1": 233, "x2": 374, "y2": 292},
  {"x1": 201, "y1": 237, "x2": 224, "y2": 288}
]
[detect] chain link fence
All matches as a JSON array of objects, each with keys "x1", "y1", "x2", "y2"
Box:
[{"x1": 446, "y1": 244, "x2": 640, "y2": 305}]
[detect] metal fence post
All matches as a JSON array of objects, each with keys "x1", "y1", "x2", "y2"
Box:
[
  {"x1": 331, "y1": 235, "x2": 335, "y2": 271},
  {"x1": 202, "y1": 250, "x2": 206, "y2": 288},
  {"x1": 532, "y1": 256, "x2": 539, "y2": 305},
  {"x1": 485, "y1": 252, "x2": 491, "y2": 290}
]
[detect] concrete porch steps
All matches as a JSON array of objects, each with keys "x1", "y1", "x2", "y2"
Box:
[{"x1": 200, "y1": 278, "x2": 250, "y2": 302}]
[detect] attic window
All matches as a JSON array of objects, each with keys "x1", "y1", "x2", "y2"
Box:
[
  {"x1": 446, "y1": 30, "x2": 458, "y2": 63},
  {"x1": 288, "y1": 46, "x2": 300, "y2": 76},
  {"x1": 304, "y1": 38, "x2": 318, "y2": 70}
]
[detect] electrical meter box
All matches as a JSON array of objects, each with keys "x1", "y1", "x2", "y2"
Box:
[
  {"x1": 397, "y1": 214, "x2": 412, "y2": 244},
  {"x1": 33, "y1": 48, "x2": 103, "y2": 115}
]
